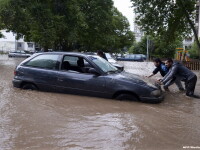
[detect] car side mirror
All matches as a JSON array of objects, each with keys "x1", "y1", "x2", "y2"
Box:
[{"x1": 88, "y1": 68, "x2": 100, "y2": 75}]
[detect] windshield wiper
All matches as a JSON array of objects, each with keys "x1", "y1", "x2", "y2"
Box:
[{"x1": 106, "y1": 70, "x2": 118, "y2": 74}]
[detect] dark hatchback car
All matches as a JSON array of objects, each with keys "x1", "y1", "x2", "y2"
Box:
[
  {"x1": 117, "y1": 54, "x2": 146, "y2": 62},
  {"x1": 13, "y1": 52, "x2": 164, "y2": 103}
]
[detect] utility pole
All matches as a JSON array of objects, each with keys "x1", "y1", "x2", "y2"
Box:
[
  {"x1": 147, "y1": 36, "x2": 149, "y2": 61},
  {"x1": 15, "y1": 35, "x2": 17, "y2": 51}
]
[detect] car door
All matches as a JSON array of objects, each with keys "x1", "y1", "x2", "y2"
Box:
[
  {"x1": 57, "y1": 55, "x2": 107, "y2": 97},
  {"x1": 124, "y1": 55, "x2": 130, "y2": 61},
  {"x1": 129, "y1": 55, "x2": 136, "y2": 61},
  {"x1": 22, "y1": 54, "x2": 60, "y2": 91}
]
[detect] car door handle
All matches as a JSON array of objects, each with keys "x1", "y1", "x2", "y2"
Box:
[{"x1": 72, "y1": 78, "x2": 86, "y2": 81}]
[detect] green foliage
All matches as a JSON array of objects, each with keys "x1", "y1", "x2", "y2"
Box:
[
  {"x1": 0, "y1": 0, "x2": 135, "y2": 52},
  {"x1": 189, "y1": 41, "x2": 199, "y2": 59},
  {"x1": 153, "y1": 37, "x2": 182, "y2": 58},
  {"x1": 131, "y1": 0, "x2": 196, "y2": 43},
  {"x1": 129, "y1": 35, "x2": 182, "y2": 58},
  {"x1": 129, "y1": 37, "x2": 148, "y2": 54},
  {"x1": 130, "y1": 0, "x2": 197, "y2": 58},
  {"x1": 109, "y1": 8, "x2": 135, "y2": 52}
]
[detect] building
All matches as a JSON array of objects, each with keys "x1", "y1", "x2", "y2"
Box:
[
  {"x1": 134, "y1": 24, "x2": 144, "y2": 42},
  {"x1": 133, "y1": 13, "x2": 144, "y2": 42},
  {"x1": 0, "y1": 30, "x2": 35, "y2": 53}
]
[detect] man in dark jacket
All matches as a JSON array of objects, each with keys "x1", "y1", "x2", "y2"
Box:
[
  {"x1": 148, "y1": 58, "x2": 184, "y2": 91},
  {"x1": 158, "y1": 58, "x2": 197, "y2": 97}
]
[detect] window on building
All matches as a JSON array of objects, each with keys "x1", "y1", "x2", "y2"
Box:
[
  {"x1": 185, "y1": 37, "x2": 192, "y2": 42},
  {"x1": 27, "y1": 43, "x2": 34, "y2": 48},
  {"x1": 17, "y1": 43, "x2": 22, "y2": 48}
]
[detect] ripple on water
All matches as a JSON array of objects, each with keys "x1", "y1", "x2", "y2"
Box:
[{"x1": 51, "y1": 113, "x2": 141, "y2": 150}]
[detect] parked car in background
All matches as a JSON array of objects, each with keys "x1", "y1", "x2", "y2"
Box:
[
  {"x1": 117, "y1": 54, "x2": 146, "y2": 62},
  {"x1": 105, "y1": 53, "x2": 117, "y2": 63},
  {"x1": 8, "y1": 50, "x2": 32, "y2": 58},
  {"x1": 85, "y1": 52, "x2": 124, "y2": 71},
  {"x1": 105, "y1": 53, "x2": 124, "y2": 71},
  {"x1": 13, "y1": 52, "x2": 164, "y2": 103}
]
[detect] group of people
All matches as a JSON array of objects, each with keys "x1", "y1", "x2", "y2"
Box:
[
  {"x1": 97, "y1": 50, "x2": 198, "y2": 98},
  {"x1": 147, "y1": 58, "x2": 198, "y2": 98}
]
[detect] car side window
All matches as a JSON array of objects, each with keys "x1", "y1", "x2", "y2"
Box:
[
  {"x1": 125, "y1": 55, "x2": 130, "y2": 58},
  {"x1": 135, "y1": 55, "x2": 141, "y2": 59},
  {"x1": 61, "y1": 55, "x2": 93, "y2": 73},
  {"x1": 63, "y1": 56, "x2": 79, "y2": 66},
  {"x1": 130, "y1": 55, "x2": 135, "y2": 59},
  {"x1": 24, "y1": 54, "x2": 60, "y2": 70}
]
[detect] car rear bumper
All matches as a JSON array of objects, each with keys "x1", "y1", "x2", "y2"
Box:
[
  {"x1": 140, "y1": 95, "x2": 164, "y2": 103},
  {"x1": 12, "y1": 78, "x2": 22, "y2": 88}
]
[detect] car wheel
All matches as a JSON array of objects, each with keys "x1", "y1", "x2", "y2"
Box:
[
  {"x1": 22, "y1": 83, "x2": 38, "y2": 90},
  {"x1": 115, "y1": 93, "x2": 139, "y2": 101}
]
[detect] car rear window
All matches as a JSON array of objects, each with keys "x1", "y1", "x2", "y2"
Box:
[{"x1": 24, "y1": 54, "x2": 60, "y2": 70}]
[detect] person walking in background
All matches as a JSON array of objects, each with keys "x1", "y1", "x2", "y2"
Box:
[
  {"x1": 147, "y1": 58, "x2": 184, "y2": 91},
  {"x1": 97, "y1": 50, "x2": 108, "y2": 61},
  {"x1": 158, "y1": 58, "x2": 198, "y2": 98}
]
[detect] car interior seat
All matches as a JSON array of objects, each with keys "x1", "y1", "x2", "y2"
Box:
[
  {"x1": 77, "y1": 58, "x2": 86, "y2": 73},
  {"x1": 62, "y1": 61, "x2": 71, "y2": 70}
]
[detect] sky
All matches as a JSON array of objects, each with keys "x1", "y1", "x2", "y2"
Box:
[{"x1": 113, "y1": 0, "x2": 134, "y2": 31}]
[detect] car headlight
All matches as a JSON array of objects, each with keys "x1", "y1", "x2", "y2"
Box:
[
  {"x1": 146, "y1": 82, "x2": 157, "y2": 88},
  {"x1": 151, "y1": 90, "x2": 161, "y2": 97}
]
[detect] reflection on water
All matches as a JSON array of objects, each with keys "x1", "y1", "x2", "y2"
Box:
[{"x1": 0, "y1": 56, "x2": 200, "y2": 150}]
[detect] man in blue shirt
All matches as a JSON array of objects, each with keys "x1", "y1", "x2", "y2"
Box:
[{"x1": 148, "y1": 58, "x2": 184, "y2": 91}]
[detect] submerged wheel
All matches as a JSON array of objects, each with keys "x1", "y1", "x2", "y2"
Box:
[
  {"x1": 22, "y1": 83, "x2": 37, "y2": 90},
  {"x1": 115, "y1": 93, "x2": 139, "y2": 101}
]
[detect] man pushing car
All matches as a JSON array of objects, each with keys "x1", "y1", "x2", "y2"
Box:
[{"x1": 157, "y1": 58, "x2": 198, "y2": 98}]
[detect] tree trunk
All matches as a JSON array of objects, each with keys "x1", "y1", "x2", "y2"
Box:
[{"x1": 180, "y1": 0, "x2": 200, "y2": 59}]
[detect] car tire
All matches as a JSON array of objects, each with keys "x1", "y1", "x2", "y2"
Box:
[
  {"x1": 115, "y1": 93, "x2": 139, "y2": 101},
  {"x1": 22, "y1": 83, "x2": 38, "y2": 90}
]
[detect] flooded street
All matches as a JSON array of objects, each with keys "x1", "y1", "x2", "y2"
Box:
[{"x1": 0, "y1": 55, "x2": 200, "y2": 150}]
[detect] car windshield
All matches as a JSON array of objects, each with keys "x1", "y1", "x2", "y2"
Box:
[
  {"x1": 105, "y1": 53, "x2": 112, "y2": 59},
  {"x1": 89, "y1": 56, "x2": 118, "y2": 73}
]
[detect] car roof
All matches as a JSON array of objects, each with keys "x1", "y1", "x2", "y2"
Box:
[
  {"x1": 126, "y1": 54, "x2": 145, "y2": 56},
  {"x1": 37, "y1": 52, "x2": 93, "y2": 57}
]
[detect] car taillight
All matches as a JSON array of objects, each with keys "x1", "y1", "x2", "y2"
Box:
[{"x1": 14, "y1": 70, "x2": 17, "y2": 76}]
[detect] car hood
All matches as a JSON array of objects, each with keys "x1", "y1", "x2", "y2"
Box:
[
  {"x1": 108, "y1": 59, "x2": 117, "y2": 63},
  {"x1": 108, "y1": 71, "x2": 157, "y2": 89}
]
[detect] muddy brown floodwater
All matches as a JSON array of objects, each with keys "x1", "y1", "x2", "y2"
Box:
[{"x1": 0, "y1": 55, "x2": 200, "y2": 150}]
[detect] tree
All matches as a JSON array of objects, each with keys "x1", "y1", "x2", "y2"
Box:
[
  {"x1": 190, "y1": 41, "x2": 199, "y2": 59},
  {"x1": 131, "y1": 0, "x2": 200, "y2": 59},
  {"x1": 0, "y1": 0, "x2": 135, "y2": 52},
  {"x1": 0, "y1": 0, "x2": 85, "y2": 51},
  {"x1": 110, "y1": 7, "x2": 135, "y2": 52},
  {"x1": 129, "y1": 37, "x2": 149, "y2": 55},
  {"x1": 153, "y1": 37, "x2": 183, "y2": 58},
  {"x1": 129, "y1": 35, "x2": 182, "y2": 58}
]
